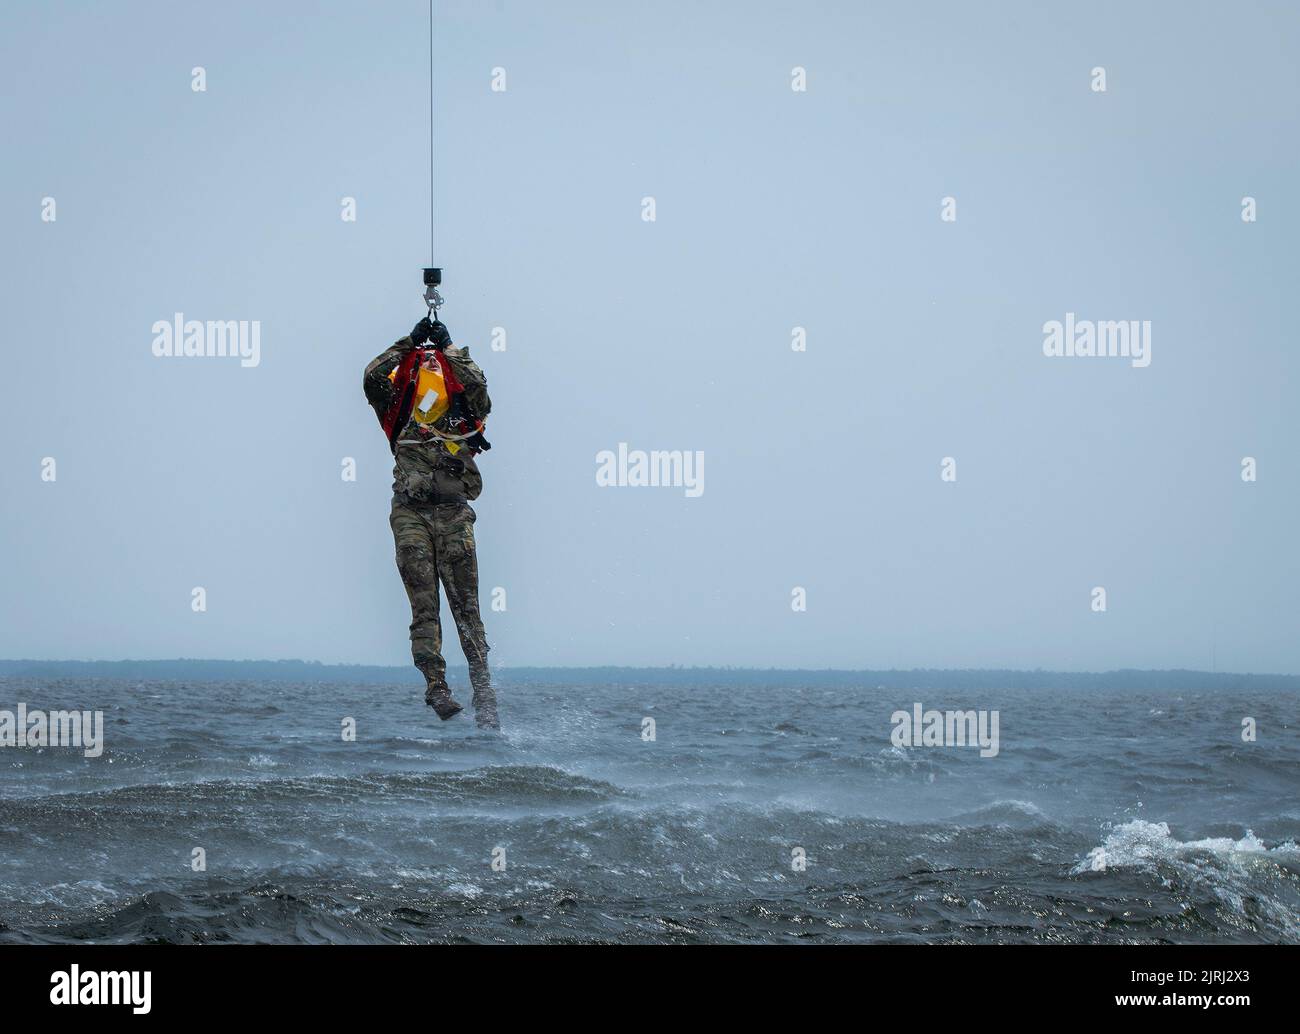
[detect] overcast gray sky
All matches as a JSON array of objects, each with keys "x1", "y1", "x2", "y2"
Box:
[{"x1": 2, "y1": 1, "x2": 1298, "y2": 672}]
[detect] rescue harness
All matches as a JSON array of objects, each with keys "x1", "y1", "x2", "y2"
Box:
[{"x1": 382, "y1": 346, "x2": 490, "y2": 456}]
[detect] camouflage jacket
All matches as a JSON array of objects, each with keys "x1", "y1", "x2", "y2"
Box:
[{"x1": 363, "y1": 337, "x2": 492, "y2": 502}]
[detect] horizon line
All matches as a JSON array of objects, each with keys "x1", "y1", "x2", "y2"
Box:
[{"x1": 0, "y1": 657, "x2": 1297, "y2": 679}]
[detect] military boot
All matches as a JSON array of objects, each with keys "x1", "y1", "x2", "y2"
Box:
[
  {"x1": 469, "y1": 668, "x2": 499, "y2": 731},
  {"x1": 424, "y1": 679, "x2": 463, "y2": 720}
]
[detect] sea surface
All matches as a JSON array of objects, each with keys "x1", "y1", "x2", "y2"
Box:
[{"x1": 1, "y1": 675, "x2": 1296, "y2": 943}]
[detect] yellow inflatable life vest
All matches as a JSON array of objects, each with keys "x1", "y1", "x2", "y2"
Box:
[{"x1": 389, "y1": 355, "x2": 450, "y2": 424}]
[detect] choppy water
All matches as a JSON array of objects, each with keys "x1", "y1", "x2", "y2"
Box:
[{"x1": 1, "y1": 675, "x2": 1296, "y2": 943}]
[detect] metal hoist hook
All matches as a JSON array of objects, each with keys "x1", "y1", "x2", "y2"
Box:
[{"x1": 423, "y1": 267, "x2": 443, "y2": 319}]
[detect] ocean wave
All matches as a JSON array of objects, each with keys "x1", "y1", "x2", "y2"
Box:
[
  {"x1": 1, "y1": 764, "x2": 630, "y2": 812},
  {"x1": 1071, "y1": 819, "x2": 1300, "y2": 938},
  {"x1": 1072, "y1": 819, "x2": 1300, "y2": 874},
  {"x1": 947, "y1": 800, "x2": 1056, "y2": 829}
]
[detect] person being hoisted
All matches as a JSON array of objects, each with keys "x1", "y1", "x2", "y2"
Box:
[{"x1": 363, "y1": 312, "x2": 498, "y2": 729}]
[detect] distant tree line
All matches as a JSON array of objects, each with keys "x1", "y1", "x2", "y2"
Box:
[{"x1": 0, "y1": 658, "x2": 1296, "y2": 692}]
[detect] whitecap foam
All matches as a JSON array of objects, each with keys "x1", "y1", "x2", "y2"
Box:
[
  {"x1": 1071, "y1": 819, "x2": 1300, "y2": 936},
  {"x1": 1072, "y1": 819, "x2": 1297, "y2": 875},
  {"x1": 445, "y1": 882, "x2": 482, "y2": 899}
]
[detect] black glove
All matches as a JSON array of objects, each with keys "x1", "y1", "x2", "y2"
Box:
[
  {"x1": 409, "y1": 316, "x2": 433, "y2": 346},
  {"x1": 410, "y1": 317, "x2": 452, "y2": 350}
]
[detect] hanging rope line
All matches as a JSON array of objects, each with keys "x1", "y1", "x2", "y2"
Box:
[
  {"x1": 420, "y1": 0, "x2": 444, "y2": 319},
  {"x1": 434, "y1": 1, "x2": 439, "y2": 266}
]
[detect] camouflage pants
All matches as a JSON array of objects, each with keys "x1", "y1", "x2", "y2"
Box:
[{"x1": 389, "y1": 499, "x2": 491, "y2": 694}]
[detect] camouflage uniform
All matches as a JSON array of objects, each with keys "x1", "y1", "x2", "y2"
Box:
[{"x1": 363, "y1": 336, "x2": 496, "y2": 726}]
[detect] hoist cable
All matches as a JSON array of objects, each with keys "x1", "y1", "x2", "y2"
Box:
[{"x1": 428, "y1": 0, "x2": 435, "y2": 265}]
